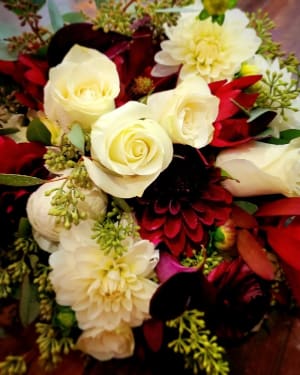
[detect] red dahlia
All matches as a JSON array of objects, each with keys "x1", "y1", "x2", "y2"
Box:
[{"x1": 133, "y1": 145, "x2": 232, "y2": 257}]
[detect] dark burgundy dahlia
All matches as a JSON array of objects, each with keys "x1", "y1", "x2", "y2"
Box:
[{"x1": 133, "y1": 145, "x2": 232, "y2": 257}]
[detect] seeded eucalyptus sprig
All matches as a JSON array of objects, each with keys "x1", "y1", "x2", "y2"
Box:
[{"x1": 167, "y1": 309, "x2": 229, "y2": 375}]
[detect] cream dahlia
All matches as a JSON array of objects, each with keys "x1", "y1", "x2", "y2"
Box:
[
  {"x1": 49, "y1": 219, "x2": 159, "y2": 332},
  {"x1": 152, "y1": 8, "x2": 261, "y2": 82}
]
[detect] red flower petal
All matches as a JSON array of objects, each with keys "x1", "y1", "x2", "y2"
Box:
[
  {"x1": 237, "y1": 229, "x2": 275, "y2": 280},
  {"x1": 256, "y1": 197, "x2": 300, "y2": 217},
  {"x1": 165, "y1": 230, "x2": 186, "y2": 257},
  {"x1": 265, "y1": 226, "x2": 300, "y2": 270},
  {"x1": 141, "y1": 208, "x2": 165, "y2": 230},
  {"x1": 280, "y1": 262, "x2": 300, "y2": 306},
  {"x1": 143, "y1": 319, "x2": 164, "y2": 352},
  {"x1": 182, "y1": 207, "x2": 198, "y2": 229},
  {"x1": 164, "y1": 215, "x2": 182, "y2": 239},
  {"x1": 184, "y1": 221, "x2": 204, "y2": 242}
]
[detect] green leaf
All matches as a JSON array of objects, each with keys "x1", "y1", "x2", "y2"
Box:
[
  {"x1": 0, "y1": 173, "x2": 45, "y2": 186},
  {"x1": 213, "y1": 13, "x2": 225, "y2": 25},
  {"x1": 198, "y1": 9, "x2": 210, "y2": 20},
  {"x1": 67, "y1": 123, "x2": 85, "y2": 153},
  {"x1": 265, "y1": 129, "x2": 300, "y2": 145},
  {"x1": 19, "y1": 274, "x2": 40, "y2": 327},
  {"x1": 235, "y1": 200, "x2": 258, "y2": 215},
  {"x1": 26, "y1": 118, "x2": 51, "y2": 145},
  {"x1": 0, "y1": 127, "x2": 19, "y2": 135},
  {"x1": 47, "y1": 0, "x2": 64, "y2": 31},
  {"x1": 62, "y1": 12, "x2": 86, "y2": 23},
  {"x1": 228, "y1": 0, "x2": 237, "y2": 9},
  {"x1": 94, "y1": 0, "x2": 108, "y2": 8},
  {"x1": 18, "y1": 217, "x2": 32, "y2": 237}
]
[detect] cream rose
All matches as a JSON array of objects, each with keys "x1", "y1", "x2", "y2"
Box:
[
  {"x1": 215, "y1": 139, "x2": 300, "y2": 197},
  {"x1": 26, "y1": 173, "x2": 107, "y2": 252},
  {"x1": 84, "y1": 101, "x2": 173, "y2": 198},
  {"x1": 44, "y1": 44, "x2": 120, "y2": 132},
  {"x1": 76, "y1": 325, "x2": 134, "y2": 361},
  {"x1": 147, "y1": 75, "x2": 219, "y2": 148}
]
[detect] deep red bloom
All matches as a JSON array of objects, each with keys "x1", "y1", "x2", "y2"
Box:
[
  {"x1": 209, "y1": 75, "x2": 275, "y2": 147},
  {"x1": 0, "y1": 136, "x2": 48, "y2": 246},
  {"x1": 0, "y1": 54, "x2": 48, "y2": 110},
  {"x1": 207, "y1": 257, "x2": 270, "y2": 341},
  {"x1": 133, "y1": 145, "x2": 232, "y2": 257}
]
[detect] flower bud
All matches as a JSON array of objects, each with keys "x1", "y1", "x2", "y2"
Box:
[{"x1": 213, "y1": 219, "x2": 237, "y2": 251}]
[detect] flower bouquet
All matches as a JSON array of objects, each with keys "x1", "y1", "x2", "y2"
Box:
[{"x1": 0, "y1": 0, "x2": 300, "y2": 374}]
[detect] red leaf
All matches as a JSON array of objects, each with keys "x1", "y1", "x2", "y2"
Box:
[
  {"x1": 232, "y1": 205, "x2": 258, "y2": 229},
  {"x1": 237, "y1": 229, "x2": 275, "y2": 280},
  {"x1": 256, "y1": 197, "x2": 300, "y2": 217},
  {"x1": 265, "y1": 226, "x2": 300, "y2": 270}
]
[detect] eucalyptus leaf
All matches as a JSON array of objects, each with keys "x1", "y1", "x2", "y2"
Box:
[
  {"x1": 0, "y1": 127, "x2": 19, "y2": 135},
  {"x1": 18, "y1": 217, "x2": 31, "y2": 237},
  {"x1": 235, "y1": 200, "x2": 258, "y2": 215},
  {"x1": 19, "y1": 274, "x2": 40, "y2": 327},
  {"x1": 26, "y1": 118, "x2": 51, "y2": 145},
  {"x1": 47, "y1": 0, "x2": 64, "y2": 31},
  {"x1": 0, "y1": 173, "x2": 45, "y2": 186},
  {"x1": 63, "y1": 12, "x2": 86, "y2": 23},
  {"x1": 67, "y1": 123, "x2": 85, "y2": 153}
]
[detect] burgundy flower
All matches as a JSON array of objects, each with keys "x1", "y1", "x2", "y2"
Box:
[
  {"x1": 207, "y1": 257, "x2": 270, "y2": 341},
  {"x1": 209, "y1": 75, "x2": 276, "y2": 147},
  {"x1": 133, "y1": 145, "x2": 232, "y2": 257},
  {"x1": 0, "y1": 136, "x2": 48, "y2": 247},
  {"x1": 0, "y1": 54, "x2": 48, "y2": 110}
]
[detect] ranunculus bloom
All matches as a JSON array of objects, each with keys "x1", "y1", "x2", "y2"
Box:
[
  {"x1": 147, "y1": 75, "x2": 219, "y2": 148},
  {"x1": 49, "y1": 219, "x2": 159, "y2": 332},
  {"x1": 216, "y1": 138, "x2": 300, "y2": 197},
  {"x1": 0, "y1": 136, "x2": 48, "y2": 246},
  {"x1": 44, "y1": 44, "x2": 120, "y2": 132},
  {"x1": 0, "y1": 54, "x2": 48, "y2": 110},
  {"x1": 84, "y1": 101, "x2": 173, "y2": 198},
  {"x1": 208, "y1": 257, "x2": 270, "y2": 340},
  {"x1": 152, "y1": 8, "x2": 261, "y2": 83},
  {"x1": 26, "y1": 172, "x2": 108, "y2": 252},
  {"x1": 76, "y1": 324, "x2": 134, "y2": 361}
]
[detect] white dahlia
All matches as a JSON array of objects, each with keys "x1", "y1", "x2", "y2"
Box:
[
  {"x1": 152, "y1": 8, "x2": 261, "y2": 82},
  {"x1": 49, "y1": 220, "x2": 159, "y2": 332}
]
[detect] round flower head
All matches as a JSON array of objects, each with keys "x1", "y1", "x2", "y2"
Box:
[
  {"x1": 152, "y1": 8, "x2": 261, "y2": 82},
  {"x1": 26, "y1": 172, "x2": 108, "y2": 252},
  {"x1": 49, "y1": 219, "x2": 159, "y2": 332}
]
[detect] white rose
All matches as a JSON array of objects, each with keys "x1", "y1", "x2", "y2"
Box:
[
  {"x1": 147, "y1": 75, "x2": 219, "y2": 148},
  {"x1": 44, "y1": 44, "x2": 120, "y2": 132},
  {"x1": 84, "y1": 101, "x2": 173, "y2": 198},
  {"x1": 26, "y1": 173, "x2": 107, "y2": 252},
  {"x1": 76, "y1": 325, "x2": 134, "y2": 361},
  {"x1": 216, "y1": 139, "x2": 300, "y2": 197}
]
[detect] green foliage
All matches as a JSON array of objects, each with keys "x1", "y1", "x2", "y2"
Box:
[
  {"x1": 47, "y1": 0, "x2": 64, "y2": 32},
  {"x1": 0, "y1": 356, "x2": 27, "y2": 375},
  {"x1": 265, "y1": 129, "x2": 300, "y2": 145},
  {"x1": 181, "y1": 247, "x2": 224, "y2": 275},
  {"x1": 92, "y1": 199, "x2": 139, "y2": 257},
  {"x1": 0, "y1": 173, "x2": 45, "y2": 186},
  {"x1": 167, "y1": 309, "x2": 229, "y2": 375},
  {"x1": 19, "y1": 273, "x2": 40, "y2": 326},
  {"x1": 67, "y1": 123, "x2": 85, "y2": 153},
  {"x1": 27, "y1": 118, "x2": 52, "y2": 145},
  {"x1": 255, "y1": 70, "x2": 300, "y2": 118}
]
